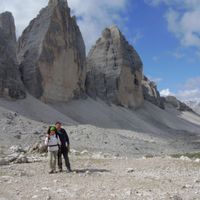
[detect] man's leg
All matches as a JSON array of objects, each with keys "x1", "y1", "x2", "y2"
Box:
[
  {"x1": 57, "y1": 149, "x2": 62, "y2": 171},
  {"x1": 63, "y1": 149, "x2": 71, "y2": 172}
]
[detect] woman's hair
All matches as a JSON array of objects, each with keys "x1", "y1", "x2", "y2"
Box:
[{"x1": 47, "y1": 126, "x2": 51, "y2": 135}]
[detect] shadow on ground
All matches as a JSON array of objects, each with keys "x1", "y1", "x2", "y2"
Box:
[{"x1": 73, "y1": 168, "x2": 110, "y2": 174}]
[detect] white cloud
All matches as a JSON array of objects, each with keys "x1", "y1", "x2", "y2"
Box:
[
  {"x1": 0, "y1": 0, "x2": 128, "y2": 52},
  {"x1": 160, "y1": 77, "x2": 200, "y2": 101},
  {"x1": 146, "y1": 0, "x2": 200, "y2": 49},
  {"x1": 152, "y1": 56, "x2": 159, "y2": 61},
  {"x1": 0, "y1": 0, "x2": 48, "y2": 37},
  {"x1": 68, "y1": 0, "x2": 128, "y2": 51},
  {"x1": 176, "y1": 89, "x2": 200, "y2": 102},
  {"x1": 160, "y1": 88, "x2": 173, "y2": 96},
  {"x1": 131, "y1": 31, "x2": 143, "y2": 45}
]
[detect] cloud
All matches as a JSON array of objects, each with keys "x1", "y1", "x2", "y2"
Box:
[
  {"x1": 160, "y1": 77, "x2": 200, "y2": 101},
  {"x1": 152, "y1": 56, "x2": 159, "y2": 61},
  {"x1": 131, "y1": 31, "x2": 143, "y2": 45},
  {"x1": 176, "y1": 89, "x2": 200, "y2": 102},
  {"x1": 0, "y1": 0, "x2": 128, "y2": 52},
  {"x1": 0, "y1": 0, "x2": 48, "y2": 37},
  {"x1": 146, "y1": 0, "x2": 200, "y2": 50},
  {"x1": 68, "y1": 0, "x2": 128, "y2": 52},
  {"x1": 160, "y1": 88, "x2": 173, "y2": 96}
]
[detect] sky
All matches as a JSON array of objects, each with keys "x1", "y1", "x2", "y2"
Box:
[{"x1": 0, "y1": 0, "x2": 200, "y2": 102}]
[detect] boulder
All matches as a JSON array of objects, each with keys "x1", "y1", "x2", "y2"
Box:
[
  {"x1": 142, "y1": 76, "x2": 165, "y2": 109},
  {"x1": 86, "y1": 26, "x2": 144, "y2": 108},
  {"x1": 0, "y1": 12, "x2": 25, "y2": 99},
  {"x1": 165, "y1": 96, "x2": 193, "y2": 112},
  {"x1": 17, "y1": 0, "x2": 86, "y2": 102}
]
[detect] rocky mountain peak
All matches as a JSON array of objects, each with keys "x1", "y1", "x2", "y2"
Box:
[
  {"x1": 86, "y1": 26, "x2": 144, "y2": 108},
  {"x1": 48, "y1": 0, "x2": 68, "y2": 7},
  {"x1": 0, "y1": 12, "x2": 25, "y2": 99},
  {"x1": 17, "y1": 0, "x2": 86, "y2": 102},
  {"x1": 0, "y1": 11, "x2": 16, "y2": 43}
]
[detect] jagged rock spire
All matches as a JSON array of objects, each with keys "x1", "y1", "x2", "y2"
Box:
[
  {"x1": 0, "y1": 11, "x2": 25, "y2": 99},
  {"x1": 17, "y1": 0, "x2": 86, "y2": 102},
  {"x1": 86, "y1": 25, "x2": 144, "y2": 108},
  {"x1": 48, "y1": 0, "x2": 68, "y2": 7}
]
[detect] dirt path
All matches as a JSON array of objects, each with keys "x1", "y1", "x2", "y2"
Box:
[{"x1": 0, "y1": 154, "x2": 200, "y2": 200}]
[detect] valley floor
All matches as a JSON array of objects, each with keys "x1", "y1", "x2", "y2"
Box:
[{"x1": 0, "y1": 153, "x2": 200, "y2": 200}]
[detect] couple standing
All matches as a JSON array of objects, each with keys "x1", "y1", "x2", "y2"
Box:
[{"x1": 45, "y1": 122, "x2": 71, "y2": 174}]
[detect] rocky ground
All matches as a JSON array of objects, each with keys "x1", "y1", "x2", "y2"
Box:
[
  {"x1": 0, "y1": 96, "x2": 200, "y2": 200},
  {"x1": 0, "y1": 151, "x2": 200, "y2": 200}
]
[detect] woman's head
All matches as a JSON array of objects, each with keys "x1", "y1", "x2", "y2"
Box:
[{"x1": 49, "y1": 126, "x2": 57, "y2": 135}]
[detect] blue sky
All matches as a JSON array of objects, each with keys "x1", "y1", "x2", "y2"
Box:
[
  {"x1": 118, "y1": 0, "x2": 200, "y2": 101},
  {"x1": 0, "y1": 0, "x2": 199, "y2": 101}
]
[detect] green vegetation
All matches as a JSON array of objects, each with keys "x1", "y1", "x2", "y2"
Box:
[{"x1": 171, "y1": 152, "x2": 200, "y2": 159}]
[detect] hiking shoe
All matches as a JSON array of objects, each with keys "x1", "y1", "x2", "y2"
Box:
[
  {"x1": 59, "y1": 169, "x2": 63, "y2": 172},
  {"x1": 49, "y1": 170, "x2": 54, "y2": 174}
]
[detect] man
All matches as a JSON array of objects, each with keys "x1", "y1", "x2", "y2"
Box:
[{"x1": 55, "y1": 122, "x2": 72, "y2": 172}]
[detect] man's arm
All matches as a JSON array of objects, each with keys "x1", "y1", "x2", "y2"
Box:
[{"x1": 62, "y1": 129, "x2": 70, "y2": 146}]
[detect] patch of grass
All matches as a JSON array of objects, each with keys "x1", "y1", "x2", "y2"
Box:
[
  {"x1": 0, "y1": 171, "x2": 9, "y2": 176},
  {"x1": 171, "y1": 152, "x2": 200, "y2": 159}
]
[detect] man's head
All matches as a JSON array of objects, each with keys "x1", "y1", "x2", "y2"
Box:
[{"x1": 55, "y1": 121, "x2": 61, "y2": 130}]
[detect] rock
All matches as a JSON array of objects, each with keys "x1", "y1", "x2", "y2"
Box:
[
  {"x1": 142, "y1": 76, "x2": 165, "y2": 109},
  {"x1": 5, "y1": 152, "x2": 20, "y2": 162},
  {"x1": 14, "y1": 154, "x2": 28, "y2": 164},
  {"x1": 80, "y1": 150, "x2": 89, "y2": 155},
  {"x1": 86, "y1": 25, "x2": 144, "y2": 108},
  {"x1": 0, "y1": 12, "x2": 25, "y2": 99},
  {"x1": 170, "y1": 195, "x2": 182, "y2": 200},
  {"x1": 165, "y1": 96, "x2": 193, "y2": 112},
  {"x1": 9, "y1": 145, "x2": 25, "y2": 153},
  {"x1": 38, "y1": 143, "x2": 48, "y2": 154},
  {"x1": 70, "y1": 149, "x2": 80, "y2": 156},
  {"x1": 17, "y1": 0, "x2": 86, "y2": 102},
  {"x1": 0, "y1": 158, "x2": 9, "y2": 166},
  {"x1": 179, "y1": 156, "x2": 191, "y2": 161},
  {"x1": 126, "y1": 168, "x2": 134, "y2": 173},
  {"x1": 194, "y1": 158, "x2": 200, "y2": 163},
  {"x1": 46, "y1": 196, "x2": 52, "y2": 200},
  {"x1": 29, "y1": 142, "x2": 47, "y2": 154},
  {"x1": 32, "y1": 195, "x2": 39, "y2": 199}
]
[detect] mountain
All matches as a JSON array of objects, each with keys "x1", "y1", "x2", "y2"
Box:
[
  {"x1": 185, "y1": 100, "x2": 200, "y2": 115},
  {"x1": 86, "y1": 26, "x2": 144, "y2": 108},
  {"x1": 0, "y1": 0, "x2": 199, "y2": 157},
  {"x1": 17, "y1": 0, "x2": 86, "y2": 102},
  {"x1": 0, "y1": 12, "x2": 25, "y2": 99},
  {"x1": 142, "y1": 76, "x2": 164, "y2": 109}
]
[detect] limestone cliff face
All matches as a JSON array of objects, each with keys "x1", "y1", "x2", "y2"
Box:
[
  {"x1": 86, "y1": 26, "x2": 144, "y2": 108},
  {"x1": 142, "y1": 76, "x2": 164, "y2": 109},
  {"x1": 17, "y1": 0, "x2": 86, "y2": 102},
  {"x1": 0, "y1": 12, "x2": 25, "y2": 99}
]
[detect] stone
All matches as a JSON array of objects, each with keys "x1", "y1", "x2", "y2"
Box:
[
  {"x1": 179, "y1": 156, "x2": 191, "y2": 161},
  {"x1": 29, "y1": 142, "x2": 47, "y2": 154},
  {"x1": 14, "y1": 154, "x2": 28, "y2": 164},
  {"x1": 17, "y1": 0, "x2": 86, "y2": 102},
  {"x1": 126, "y1": 168, "x2": 134, "y2": 173},
  {"x1": 0, "y1": 12, "x2": 25, "y2": 99},
  {"x1": 86, "y1": 25, "x2": 144, "y2": 108},
  {"x1": 9, "y1": 145, "x2": 24, "y2": 153},
  {"x1": 0, "y1": 158, "x2": 9, "y2": 166},
  {"x1": 142, "y1": 76, "x2": 165, "y2": 109},
  {"x1": 165, "y1": 96, "x2": 193, "y2": 112}
]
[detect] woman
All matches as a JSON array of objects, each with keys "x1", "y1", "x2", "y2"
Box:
[{"x1": 45, "y1": 126, "x2": 61, "y2": 174}]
